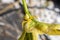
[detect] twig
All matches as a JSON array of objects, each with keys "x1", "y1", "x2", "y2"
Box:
[
  {"x1": 0, "y1": 4, "x2": 14, "y2": 14},
  {"x1": 0, "y1": 0, "x2": 20, "y2": 14}
]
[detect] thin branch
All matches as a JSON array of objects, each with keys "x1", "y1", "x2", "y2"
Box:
[{"x1": 0, "y1": 0, "x2": 20, "y2": 14}]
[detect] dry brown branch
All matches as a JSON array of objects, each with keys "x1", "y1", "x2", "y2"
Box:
[
  {"x1": 0, "y1": 4, "x2": 14, "y2": 14},
  {"x1": 0, "y1": 0, "x2": 20, "y2": 14}
]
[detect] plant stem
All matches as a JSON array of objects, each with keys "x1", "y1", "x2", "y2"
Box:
[{"x1": 22, "y1": 0, "x2": 31, "y2": 17}]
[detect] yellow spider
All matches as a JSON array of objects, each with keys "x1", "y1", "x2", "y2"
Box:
[{"x1": 18, "y1": 0, "x2": 60, "y2": 40}]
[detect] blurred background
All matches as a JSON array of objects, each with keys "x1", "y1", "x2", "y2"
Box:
[
  {"x1": 0, "y1": 0, "x2": 23, "y2": 40},
  {"x1": 0, "y1": 0, "x2": 60, "y2": 40}
]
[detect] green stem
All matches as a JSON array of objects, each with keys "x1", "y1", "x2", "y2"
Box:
[{"x1": 22, "y1": 0, "x2": 30, "y2": 15}]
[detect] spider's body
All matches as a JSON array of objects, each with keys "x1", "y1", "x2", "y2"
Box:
[{"x1": 18, "y1": 0, "x2": 60, "y2": 40}]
